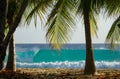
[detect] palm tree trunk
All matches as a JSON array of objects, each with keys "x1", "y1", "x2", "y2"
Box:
[
  {"x1": 0, "y1": 0, "x2": 7, "y2": 43},
  {"x1": 0, "y1": 0, "x2": 28, "y2": 70},
  {"x1": 3, "y1": 0, "x2": 28, "y2": 48},
  {"x1": 5, "y1": 1, "x2": 17, "y2": 70},
  {"x1": 5, "y1": 36, "x2": 16, "y2": 71},
  {"x1": 83, "y1": 9, "x2": 96, "y2": 75},
  {"x1": 0, "y1": 0, "x2": 8, "y2": 70},
  {"x1": 5, "y1": 17, "x2": 16, "y2": 71}
]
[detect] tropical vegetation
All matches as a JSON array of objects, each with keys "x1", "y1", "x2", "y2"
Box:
[
  {"x1": 46, "y1": 0, "x2": 120, "y2": 75},
  {"x1": 0, "y1": 0, "x2": 53, "y2": 71},
  {"x1": 0, "y1": 0, "x2": 119, "y2": 76},
  {"x1": 46, "y1": 0, "x2": 104, "y2": 74},
  {"x1": 5, "y1": 0, "x2": 19, "y2": 71}
]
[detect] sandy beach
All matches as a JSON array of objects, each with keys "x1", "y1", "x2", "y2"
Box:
[{"x1": 0, "y1": 68, "x2": 120, "y2": 79}]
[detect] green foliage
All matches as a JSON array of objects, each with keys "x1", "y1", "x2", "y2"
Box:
[
  {"x1": 45, "y1": 0, "x2": 105, "y2": 49},
  {"x1": 105, "y1": 0, "x2": 120, "y2": 16},
  {"x1": 24, "y1": 0, "x2": 54, "y2": 27},
  {"x1": 46, "y1": 0, "x2": 76, "y2": 49},
  {"x1": 105, "y1": 0, "x2": 120, "y2": 49},
  {"x1": 106, "y1": 16, "x2": 120, "y2": 49},
  {"x1": 89, "y1": 12, "x2": 98, "y2": 37}
]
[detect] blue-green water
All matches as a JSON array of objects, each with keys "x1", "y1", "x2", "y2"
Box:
[
  {"x1": 15, "y1": 44, "x2": 120, "y2": 68},
  {"x1": 32, "y1": 49, "x2": 120, "y2": 62}
]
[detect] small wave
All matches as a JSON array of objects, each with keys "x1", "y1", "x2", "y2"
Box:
[{"x1": 16, "y1": 61, "x2": 120, "y2": 69}]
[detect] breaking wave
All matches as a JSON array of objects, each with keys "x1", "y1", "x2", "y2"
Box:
[{"x1": 16, "y1": 61, "x2": 120, "y2": 69}]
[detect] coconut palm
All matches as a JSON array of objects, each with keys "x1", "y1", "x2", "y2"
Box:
[
  {"x1": 0, "y1": 0, "x2": 54, "y2": 70},
  {"x1": 46, "y1": 0, "x2": 104, "y2": 75},
  {"x1": 5, "y1": 0, "x2": 18, "y2": 71},
  {"x1": 0, "y1": 0, "x2": 29, "y2": 70},
  {"x1": 0, "y1": 0, "x2": 8, "y2": 70},
  {"x1": 76, "y1": 0, "x2": 105, "y2": 75},
  {"x1": 5, "y1": 0, "x2": 53, "y2": 71}
]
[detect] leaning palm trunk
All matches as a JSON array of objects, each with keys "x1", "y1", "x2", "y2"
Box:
[
  {"x1": 83, "y1": 8, "x2": 96, "y2": 75},
  {"x1": 5, "y1": 18, "x2": 16, "y2": 71},
  {"x1": 5, "y1": 1, "x2": 16, "y2": 70},
  {"x1": 0, "y1": 0, "x2": 8, "y2": 70},
  {"x1": 6, "y1": 36, "x2": 16, "y2": 71},
  {"x1": 0, "y1": 0, "x2": 28, "y2": 70}
]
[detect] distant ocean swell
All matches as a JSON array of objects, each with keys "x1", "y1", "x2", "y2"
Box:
[{"x1": 16, "y1": 61, "x2": 120, "y2": 69}]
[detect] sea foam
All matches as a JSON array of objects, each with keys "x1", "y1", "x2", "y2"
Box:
[{"x1": 16, "y1": 61, "x2": 120, "y2": 69}]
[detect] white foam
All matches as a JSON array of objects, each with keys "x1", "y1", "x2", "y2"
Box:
[
  {"x1": 16, "y1": 61, "x2": 85, "y2": 68},
  {"x1": 96, "y1": 61, "x2": 120, "y2": 69},
  {"x1": 16, "y1": 61, "x2": 120, "y2": 69}
]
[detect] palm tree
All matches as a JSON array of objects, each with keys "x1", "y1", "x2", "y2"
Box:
[
  {"x1": 0, "y1": 0, "x2": 54, "y2": 70},
  {"x1": 76, "y1": 0, "x2": 105, "y2": 74},
  {"x1": 5, "y1": 0, "x2": 18, "y2": 71},
  {"x1": 0, "y1": 0, "x2": 29, "y2": 70},
  {"x1": 5, "y1": 0, "x2": 53, "y2": 71},
  {"x1": 6, "y1": 36, "x2": 16, "y2": 71},
  {"x1": 46, "y1": 0, "x2": 104, "y2": 75},
  {"x1": 0, "y1": 0, "x2": 8, "y2": 70}
]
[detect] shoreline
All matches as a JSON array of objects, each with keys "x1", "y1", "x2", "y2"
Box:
[{"x1": 0, "y1": 68, "x2": 120, "y2": 79}]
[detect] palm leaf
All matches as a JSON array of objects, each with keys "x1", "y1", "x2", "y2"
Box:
[
  {"x1": 105, "y1": 0, "x2": 120, "y2": 15},
  {"x1": 89, "y1": 12, "x2": 98, "y2": 37},
  {"x1": 106, "y1": 16, "x2": 120, "y2": 49},
  {"x1": 24, "y1": 0, "x2": 53, "y2": 26},
  {"x1": 46, "y1": 0, "x2": 76, "y2": 49}
]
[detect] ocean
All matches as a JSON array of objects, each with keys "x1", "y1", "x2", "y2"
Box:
[{"x1": 13, "y1": 44, "x2": 120, "y2": 69}]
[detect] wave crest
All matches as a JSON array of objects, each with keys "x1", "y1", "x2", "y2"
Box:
[{"x1": 16, "y1": 61, "x2": 120, "y2": 69}]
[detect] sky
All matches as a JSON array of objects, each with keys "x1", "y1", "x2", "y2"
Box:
[{"x1": 14, "y1": 14, "x2": 117, "y2": 44}]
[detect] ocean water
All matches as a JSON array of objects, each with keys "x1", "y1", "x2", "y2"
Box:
[{"x1": 14, "y1": 44, "x2": 120, "y2": 69}]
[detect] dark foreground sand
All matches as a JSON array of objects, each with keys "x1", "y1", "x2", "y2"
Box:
[{"x1": 0, "y1": 68, "x2": 120, "y2": 79}]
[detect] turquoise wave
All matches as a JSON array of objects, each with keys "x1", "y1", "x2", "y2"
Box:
[{"x1": 16, "y1": 49, "x2": 120, "y2": 63}]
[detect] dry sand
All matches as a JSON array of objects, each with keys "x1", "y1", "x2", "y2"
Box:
[{"x1": 0, "y1": 68, "x2": 120, "y2": 79}]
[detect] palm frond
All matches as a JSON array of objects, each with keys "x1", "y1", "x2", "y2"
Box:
[
  {"x1": 105, "y1": 0, "x2": 120, "y2": 16},
  {"x1": 24, "y1": 0, "x2": 54, "y2": 27},
  {"x1": 89, "y1": 12, "x2": 98, "y2": 37},
  {"x1": 106, "y1": 16, "x2": 120, "y2": 49},
  {"x1": 46, "y1": 0, "x2": 76, "y2": 49}
]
